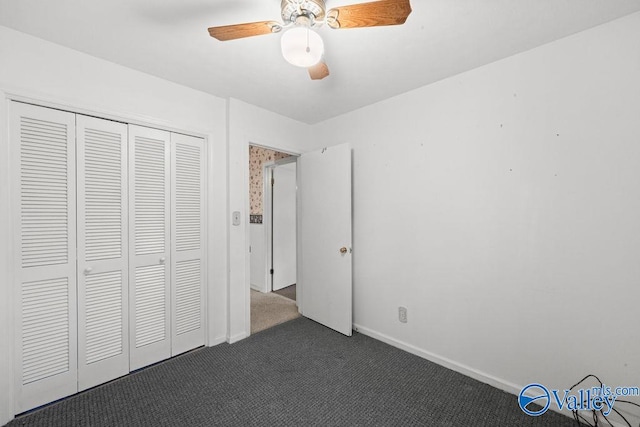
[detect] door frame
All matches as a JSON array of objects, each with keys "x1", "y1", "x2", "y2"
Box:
[
  {"x1": 244, "y1": 143, "x2": 300, "y2": 338},
  {"x1": 263, "y1": 156, "x2": 298, "y2": 295},
  {"x1": 0, "y1": 92, "x2": 14, "y2": 422}
]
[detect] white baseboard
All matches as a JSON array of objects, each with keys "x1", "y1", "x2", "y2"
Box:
[
  {"x1": 353, "y1": 323, "x2": 523, "y2": 396},
  {"x1": 228, "y1": 331, "x2": 248, "y2": 344},
  {"x1": 353, "y1": 323, "x2": 640, "y2": 427},
  {"x1": 351, "y1": 323, "x2": 595, "y2": 424},
  {"x1": 208, "y1": 335, "x2": 227, "y2": 347}
]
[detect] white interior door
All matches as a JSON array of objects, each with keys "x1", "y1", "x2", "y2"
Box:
[
  {"x1": 10, "y1": 102, "x2": 78, "y2": 412},
  {"x1": 170, "y1": 133, "x2": 205, "y2": 356},
  {"x1": 299, "y1": 144, "x2": 352, "y2": 336},
  {"x1": 128, "y1": 125, "x2": 171, "y2": 370},
  {"x1": 77, "y1": 115, "x2": 129, "y2": 391},
  {"x1": 272, "y1": 162, "x2": 297, "y2": 291}
]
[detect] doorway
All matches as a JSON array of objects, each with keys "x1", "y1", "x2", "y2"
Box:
[
  {"x1": 248, "y1": 145, "x2": 299, "y2": 334},
  {"x1": 245, "y1": 143, "x2": 353, "y2": 338}
]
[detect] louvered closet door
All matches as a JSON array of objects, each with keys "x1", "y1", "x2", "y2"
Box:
[
  {"x1": 128, "y1": 125, "x2": 171, "y2": 370},
  {"x1": 171, "y1": 134, "x2": 205, "y2": 356},
  {"x1": 10, "y1": 102, "x2": 78, "y2": 413},
  {"x1": 77, "y1": 116, "x2": 129, "y2": 391}
]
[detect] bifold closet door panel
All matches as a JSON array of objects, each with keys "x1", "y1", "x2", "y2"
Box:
[
  {"x1": 10, "y1": 102, "x2": 78, "y2": 413},
  {"x1": 171, "y1": 133, "x2": 205, "y2": 356},
  {"x1": 77, "y1": 116, "x2": 129, "y2": 391},
  {"x1": 128, "y1": 125, "x2": 171, "y2": 371}
]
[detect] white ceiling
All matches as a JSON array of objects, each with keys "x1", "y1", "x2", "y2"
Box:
[{"x1": 1, "y1": 0, "x2": 640, "y2": 124}]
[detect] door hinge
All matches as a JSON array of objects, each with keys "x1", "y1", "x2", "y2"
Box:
[
  {"x1": 270, "y1": 269, "x2": 274, "y2": 275},
  {"x1": 271, "y1": 177, "x2": 275, "y2": 186}
]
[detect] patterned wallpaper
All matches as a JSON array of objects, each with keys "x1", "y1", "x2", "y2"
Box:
[{"x1": 249, "y1": 146, "x2": 291, "y2": 220}]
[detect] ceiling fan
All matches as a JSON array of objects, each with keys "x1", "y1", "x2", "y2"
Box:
[{"x1": 208, "y1": 0, "x2": 412, "y2": 80}]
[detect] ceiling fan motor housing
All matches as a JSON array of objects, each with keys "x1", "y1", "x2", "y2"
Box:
[
  {"x1": 281, "y1": 0, "x2": 326, "y2": 25},
  {"x1": 208, "y1": 0, "x2": 413, "y2": 80}
]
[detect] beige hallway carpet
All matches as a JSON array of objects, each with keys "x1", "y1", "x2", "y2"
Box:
[{"x1": 251, "y1": 290, "x2": 301, "y2": 334}]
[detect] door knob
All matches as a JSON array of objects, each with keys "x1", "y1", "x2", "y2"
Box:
[
  {"x1": 339, "y1": 247, "x2": 348, "y2": 254},
  {"x1": 159, "y1": 257, "x2": 166, "y2": 264},
  {"x1": 84, "y1": 267, "x2": 93, "y2": 275}
]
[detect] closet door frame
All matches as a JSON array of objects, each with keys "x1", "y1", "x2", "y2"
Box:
[
  {"x1": 0, "y1": 93, "x2": 14, "y2": 423},
  {"x1": 2, "y1": 93, "x2": 210, "y2": 420}
]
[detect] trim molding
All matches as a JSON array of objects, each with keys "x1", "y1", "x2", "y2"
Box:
[
  {"x1": 1, "y1": 86, "x2": 213, "y2": 138},
  {"x1": 0, "y1": 92, "x2": 15, "y2": 426},
  {"x1": 228, "y1": 332, "x2": 248, "y2": 344},
  {"x1": 208, "y1": 335, "x2": 227, "y2": 347},
  {"x1": 352, "y1": 323, "x2": 588, "y2": 424},
  {"x1": 353, "y1": 323, "x2": 522, "y2": 395}
]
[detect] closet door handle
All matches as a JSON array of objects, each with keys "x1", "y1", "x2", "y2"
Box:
[
  {"x1": 159, "y1": 257, "x2": 166, "y2": 264},
  {"x1": 84, "y1": 267, "x2": 93, "y2": 275}
]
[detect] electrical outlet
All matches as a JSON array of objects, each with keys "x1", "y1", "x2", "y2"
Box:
[{"x1": 399, "y1": 306, "x2": 408, "y2": 323}]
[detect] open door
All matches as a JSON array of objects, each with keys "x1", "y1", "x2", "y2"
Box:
[
  {"x1": 272, "y1": 162, "x2": 297, "y2": 291},
  {"x1": 299, "y1": 144, "x2": 352, "y2": 336}
]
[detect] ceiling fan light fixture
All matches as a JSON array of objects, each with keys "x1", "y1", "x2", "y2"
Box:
[{"x1": 281, "y1": 27, "x2": 324, "y2": 68}]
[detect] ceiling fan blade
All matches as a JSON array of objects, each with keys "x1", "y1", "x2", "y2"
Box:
[
  {"x1": 308, "y1": 61, "x2": 330, "y2": 80},
  {"x1": 208, "y1": 21, "x2": 282, "y2": 41},
  {"x1": 326, "y1": 0, "x2": 412, "y2": 29}
]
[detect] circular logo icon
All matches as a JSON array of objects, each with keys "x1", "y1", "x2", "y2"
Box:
[{"x1": 518, "y1": 383, "x2": 551, "y2": 416}]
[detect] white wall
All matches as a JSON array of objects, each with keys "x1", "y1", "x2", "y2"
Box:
[
  {"x1": 227, "y1": 98, "x2": 308, "y2": 342},
  {"x1": 0, "y1": 25, "x2": 228, "y2": 424},
  {"x1": 310, "y1": 12, "x2": 640, "y2": 421},
  {"x1": 3, "y1": 8, "x2": 640, "y2": 424},
  {"x1": 250, "y1": 223, "x2": 266, "y2": 291}
]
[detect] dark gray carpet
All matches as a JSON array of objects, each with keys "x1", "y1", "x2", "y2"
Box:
[
  {"x1": 7, "y1": 318, "x2": 577, "y2": 426},
  {"x1": 273, "y1": 284, "x2": 296, "y2": 301}
]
